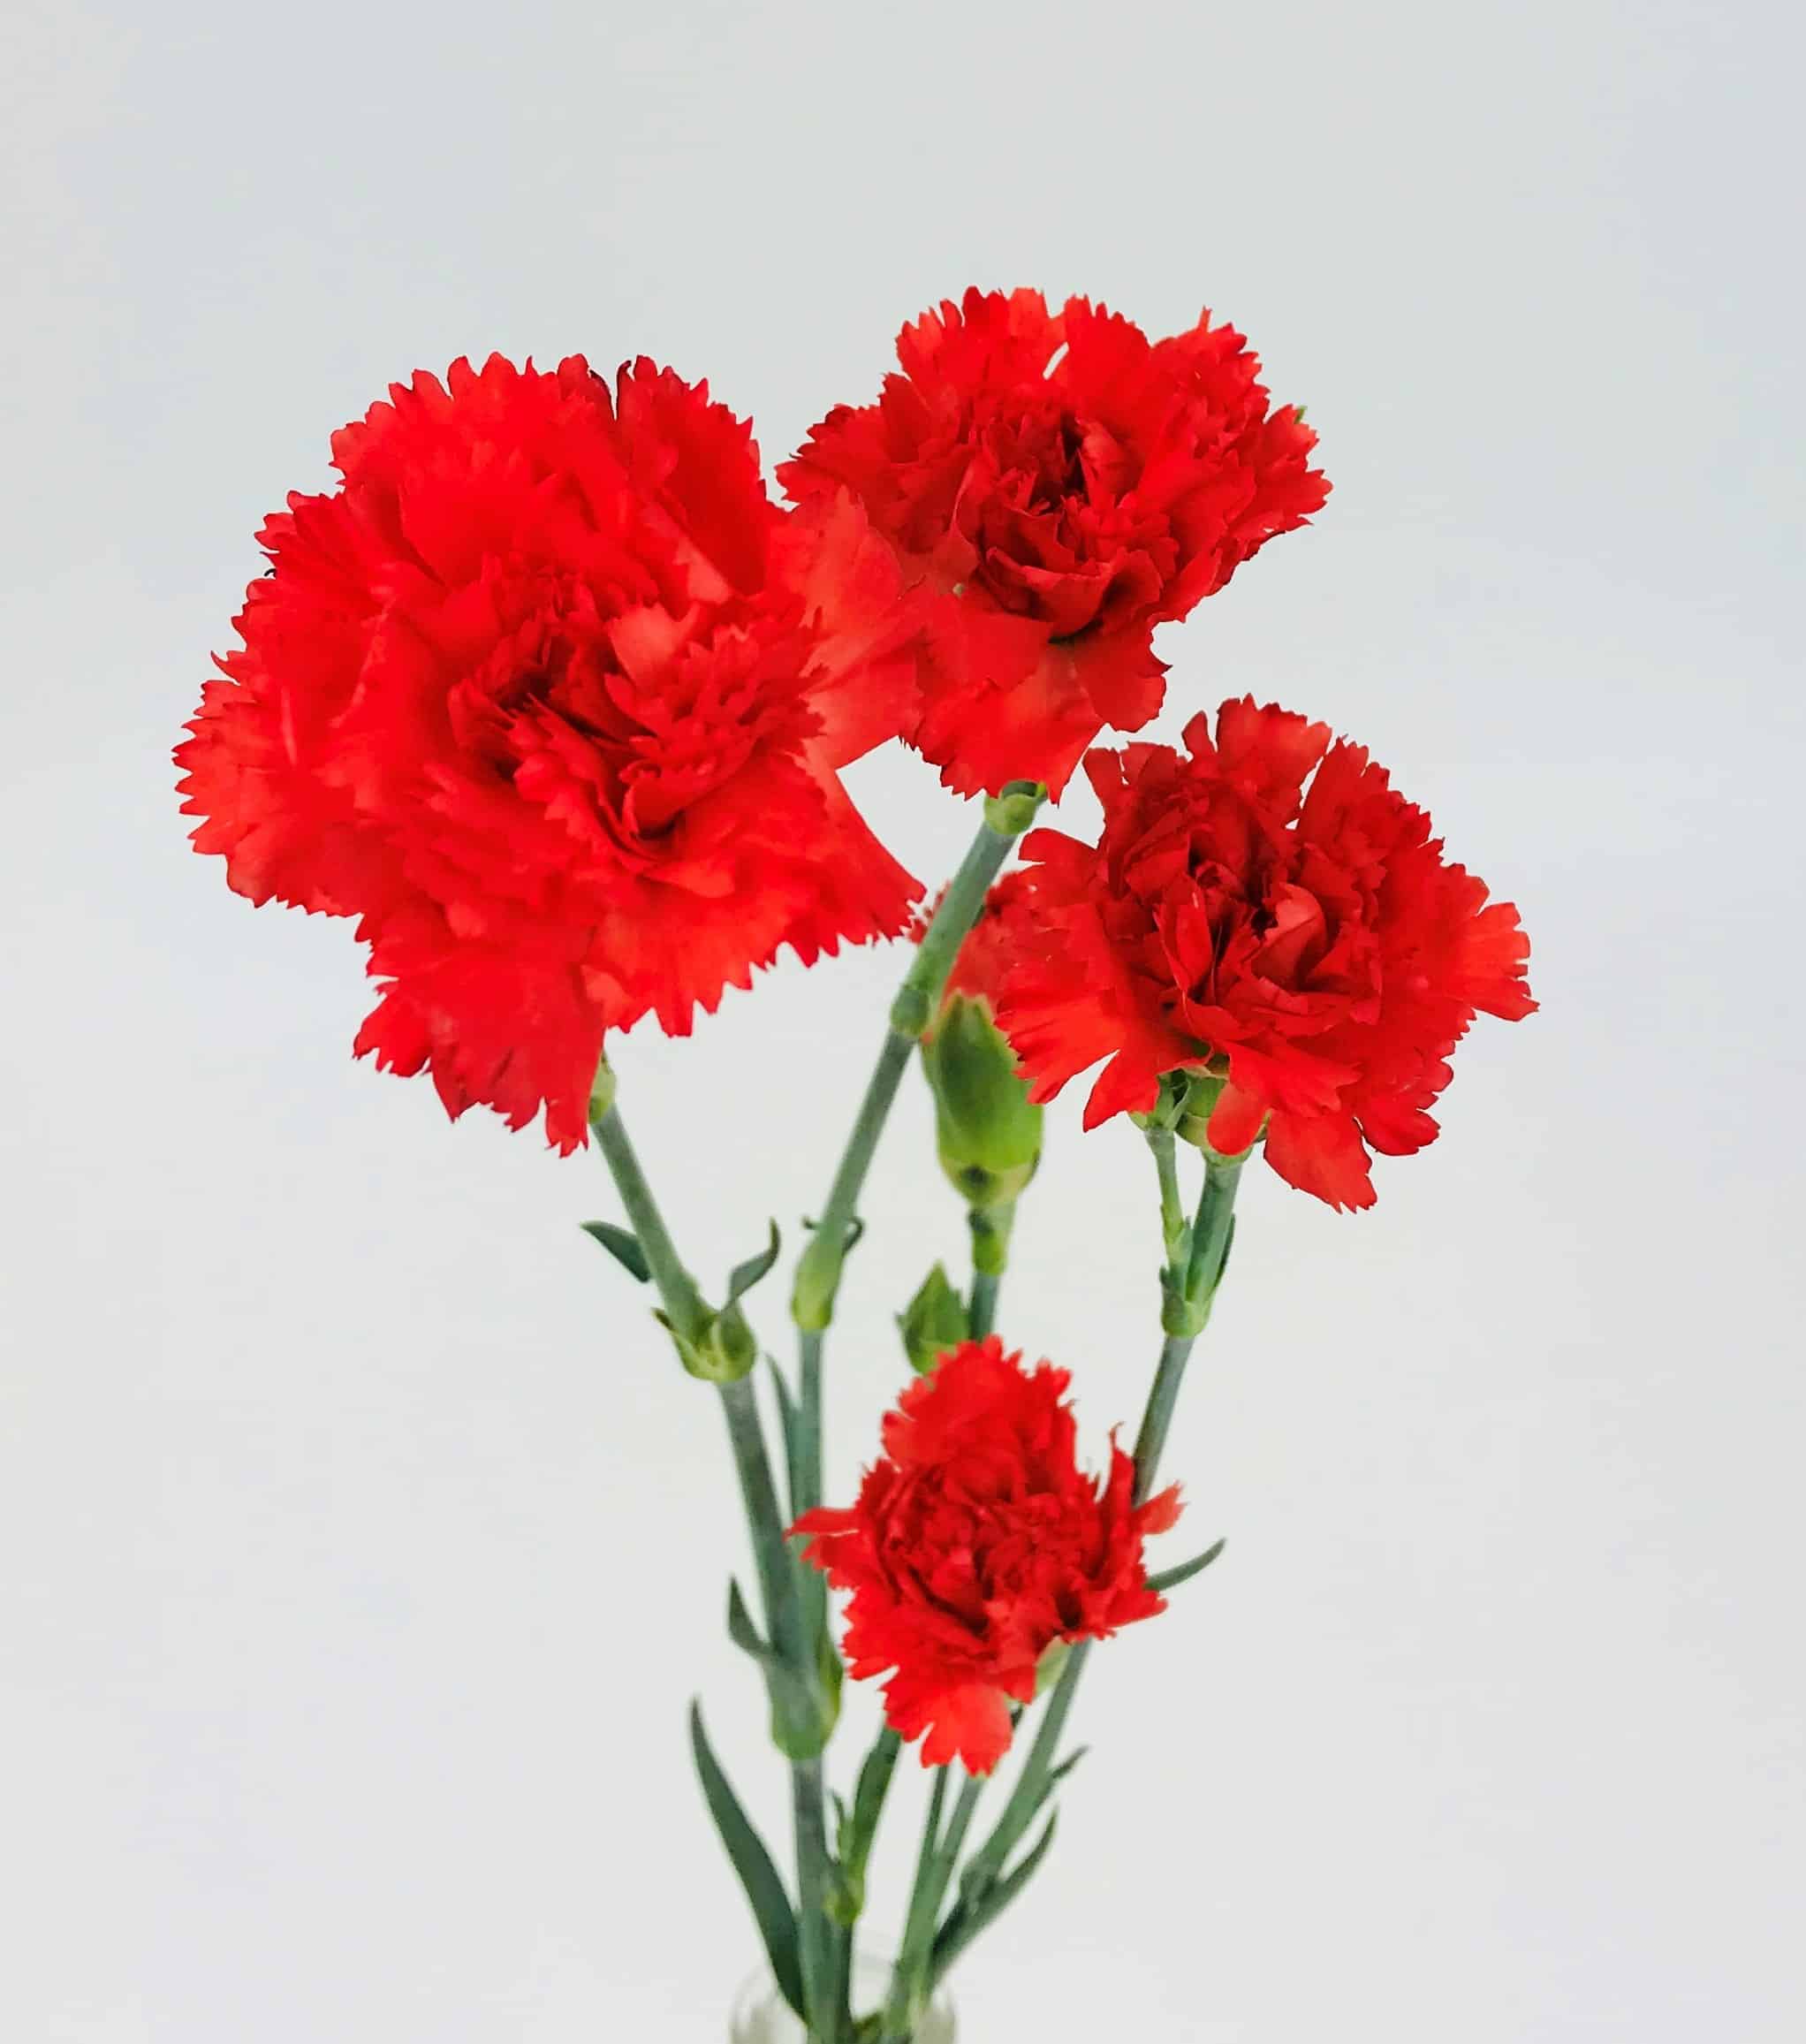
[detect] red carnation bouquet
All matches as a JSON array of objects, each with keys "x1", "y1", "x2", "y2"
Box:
[{"x1": 178, "y1": 293, "x2": 1532, "y2": 2041}]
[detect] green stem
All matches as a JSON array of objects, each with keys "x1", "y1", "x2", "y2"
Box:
[
  {"x1": 719, "y1": 1377, "x2": 803, "y2": 1662},
  {"x1": 791, "y1": 798, "x2": 1038, "y2": 1343},
  {"x1": 1129, "y1": 1334, "x2": 1196, "y2": 1512},
  {"x1": 881, "y1": 1767, "x2": 952, "y2": 2041},
  {"x1": 590, "y1": 1103, "x2": 709, "y2": 1340},
  {"x1": 1181, "y1": 1151, "x2": 1243, "y2": 1309},
  {"x1": 967, "y1": 1265, "x2": 1001, "y2": 1341},
  {"x1": 592, "y1": 1099, "x2": 835, "y2": 2033},
  {"x1": 956, "y1": 1639, "x2": 1090, "y2": 1910},
  {"x1": 793, "y1": 1755, "x2": 833, "y2": 2038},
  {"x1": 959, "y1": 1153, "x2": 1246, "y2": 1905},
  {"x1": 785, "y1": 795, "x2": 1037, "y2": 2041},
  {"x1": 1147, "y1": 1124, "x2": 1187, "y2": 1264},
  {"x1": 965, "y1": 1199, "x2": 1014, "y2": 1339},
  {"x1": 794, "y1": 1328, "x2": 829, "y2": 1661}
]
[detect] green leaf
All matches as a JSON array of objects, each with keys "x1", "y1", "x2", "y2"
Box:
[
  {"x1": 688, "y1": 1701, "x2": 804, "y2": 2017},
  {"x1": 725, "y1": 1580, "x2": 831, "y2": 1759},
  {"x1": 960, "y1": 1745, "x2": 1083, "y2": 1903},
  {"x1": 580, "y1": 1220, "x2": 650, "y2": 1283},
  {"x1": 1213, "y1": 1213, "x2": 1238, "y2": 1289},
  {"x1": 933, "y1": 1809, "x2": 1060, "y2": 1985},
  {"x1": 726, "y1": 1578, "x2": 775, "y2": 1665},
  {"x1": 843, "y1": 1726, "x2": 900, "y2": 1888},
  {"x1": 726, "y1": 1220, "x2": 782, "y2": 1304},
  {"x1": 767, "y1": 1360, "x2": 802, "y2": 1518},
  {"x1": 1147, "y1": 1537, "x2": 1226, "y2": 1597}
]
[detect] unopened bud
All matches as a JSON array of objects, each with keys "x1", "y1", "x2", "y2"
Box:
[
  {"x1": 897, "y1": 1263, "x2": 970, "y2": 1375},
  {"x1": 921, "y1": 995, "x2": 1043, "y2": 1211}
]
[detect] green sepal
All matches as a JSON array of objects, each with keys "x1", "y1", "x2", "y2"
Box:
[
  {"x1": 1147, "y1": 1537, "x2": 1226, "y2": 1597},
  {"x1": 1159, "y1": 1263, "x2": 1207, "y2": 1339},
  {"x1": 726, "y1": 1221, "x2": 781, "y2": 1304},
  {"x1": 1032, "y1": 1639, "x2": 1070, "y2": 1698},
  {"x1": 688, "y1": 1701, "x2": 804, "y2": 2017},
  {"x1": 1172, "y1": 1069, "x2": 1227, "y2": 1148},
  {"x1": 982, "y1": 779, "x2": 1045, "y2": 836},
  {"x1": 580, "y1": 1220, "x2": 650, "y2": 1284},
  {"x1": 897, "y1": 1262, "x2": 970, "y2": 1374},
  {"x1": 586, "y1": 1059, "x2": 618, "y2": 1125}
]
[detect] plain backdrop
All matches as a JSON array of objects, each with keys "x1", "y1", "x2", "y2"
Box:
[{"x1": 3, "y1": 2, "x2": 1802, "y2": 2039}]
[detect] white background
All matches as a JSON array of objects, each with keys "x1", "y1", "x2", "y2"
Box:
[{"x1": 3, "y1": 2, "x2": 1802, "y2": 2038}]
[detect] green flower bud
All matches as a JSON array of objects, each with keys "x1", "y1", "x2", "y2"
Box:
[
  {"x1": 1034, "y1": 1638, "x2": 1071, "y2": 1698},
  {"x1": 921, "y1": 994, "x2": 1043, "y2": 1211},
  {"x1": 897, "y1": 1262, "x2": 970, "y2": 1375}
]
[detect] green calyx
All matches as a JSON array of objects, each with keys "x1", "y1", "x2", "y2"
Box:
[
  {"x1": 1165, "y1": 1067, "x2": 1262, "y2": 1160},
  {"x1": 586, "y1": 1057, "x2": 618, "y2": 1125},
  {"x1": 922, "y1": 995, "x2": 1043, "y2": 1212},
  {"x1": 983, "y1": 779, "x2": 1045, "y2": 836},
  {"x1": 898, "y1": 1262, "x2": 971, "y2": 1374},
  {"x1": 656, "y1": 1299, "x2": 759, "y2": 1384},
  {"x1": 1033, "y1": 1638, "x2": 1072, "y2": 1698}
]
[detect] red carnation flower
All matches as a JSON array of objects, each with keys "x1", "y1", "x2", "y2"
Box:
[
  {"x1": 994, "y1": 701, "x2": 1536, "y2": 1211},
  {"x1": 780, "y1": 287, "x2": 1329, "y2": 800},
  {"x1": 793, "y1": 1337, "x2": 1179, "y2": 1774},
  {"x1": 178, "y1": 353, "x2": 920, "y2": 1151}
]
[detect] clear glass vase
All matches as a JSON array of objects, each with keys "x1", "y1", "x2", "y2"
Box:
[{"x1": 729, "y1": 1957, "x2": 956, "y2": 2042}]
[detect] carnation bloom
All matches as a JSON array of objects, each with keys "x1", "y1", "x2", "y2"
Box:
[
  {"x1": 995, "y1": 701, "x2": 1537, "y2": 1211},
  {"x1": 780, "y1": 287, "x2": 1329, "y2": 799},
  {"x1": 793, "y1": 1337, "x2": 1179, "y2": 1774},
  {"x1": 178, "y1": 353, "x2": 920, "y2": 1151}
]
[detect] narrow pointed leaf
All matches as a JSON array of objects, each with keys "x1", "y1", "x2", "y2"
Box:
[
  {"x1": 1147, "y1": 1537, "x2": 1226, "y2": 1596},
  {"x1": 960, "y1": 1745, "x2": 1083, "y2": 1903},
  {"x1": 767, "y1": 1358, "x2": 803, "y2": 1519},
  {"x1": 726, "y1": 1220, "x2": 782, "y2": 1304},
  {"x1": 841, "y1": 1725, "x2": 900, "y2": 1896},
  {"x1": 580, "y1": 1220, "x2": 650, "y2": 1283},
  {"x1": 933, "y1": 1810, "x2": 1059, "y2": 1985},
  {"x1": 726, "y1": 1581, "x2": 823, "y2": 1751},
  {"x1": 689, "y1": 1702, "x2": 804, "y2": 2017},
  {"x1": 1210, "y1": 1214, "x2": 1238, "y2": 1290},
  {"x1": 726, "y1": 1578, "x2": 776, "y2": 1665}
]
